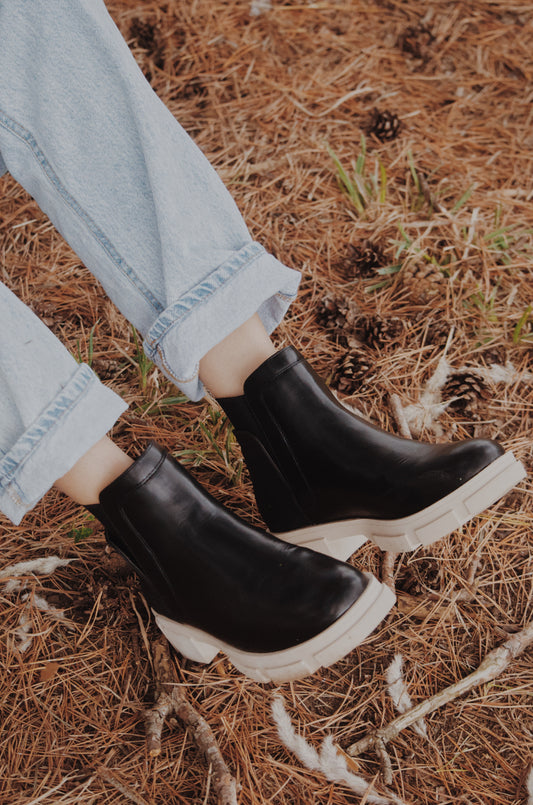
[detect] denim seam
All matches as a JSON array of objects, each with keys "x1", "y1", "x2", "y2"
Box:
[
  {"x1": 274, "y1": 290, "x2": 296, "y2": 302},
  {"x1": 145, "y1": 242, "x2": 263, "y2": 346},
  {"x1": 0, "y1": 110, "x2": 163, "y2": 317},
  {"x1": 0, "y1": 365, "x2": 100, "y2": 501},
  {"x1": 6, "y1": 483, "x2": 24, "y2": 507},
  {"x1": 145, "y1": 245, "x2": 296, "y2": 384},
  {"x1": 155, "y1": 346, "x2": 199, "y2": 385}
]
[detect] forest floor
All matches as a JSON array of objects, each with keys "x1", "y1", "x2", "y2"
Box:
[{"x1": 1, "y1": 1, "x2": 532, "y2": 803}]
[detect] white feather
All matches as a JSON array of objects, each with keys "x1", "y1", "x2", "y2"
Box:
[
  {"x1": 271, "y1": 694, "x2": 408, "y2": 804},
  {"x1": 456, "y1": 361, "x2": 533, "y2": 385},
  {"x1": 527, "y1": 765, "x2": 533, "y2": 805},
  {"x1": 14, "y1": 594, "x2": 69, "y2": 653},
  {"x1": 386, "y1": 654, "x2": 411, "y2": 713},
  {"x1": 15, "y1": 610, "x2": 33, "y2": 653},
  {"x1": 21, "y1": 592, "x2": 65, "y2": 618},
  {"x1": 271, "y1": 695, "x2": 321, "y2": 771},
  {"x1": 1, "y1": 556, "x2": 74, "y2": 593},
  {"x1": 386, "y1": 655, "x2": 428, "y2": 739},
  {"x1": 402, "y1": 355, "x2": 453, "y2": 438},
  {"x1": 250, "y1": 0, "x2": 272, "y2": 16}
]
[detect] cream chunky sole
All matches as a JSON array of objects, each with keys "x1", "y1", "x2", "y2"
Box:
[
  {"x1": 153, "y1": 573, "x2": 395, "y2": 683},
  {"x1": 278, "y1": 452, "x2": 526, "y2": 561}
]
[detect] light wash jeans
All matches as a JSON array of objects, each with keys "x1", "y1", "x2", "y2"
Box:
[{"x1": 0, "y1": 0, "x2": 300, "y2": 525}]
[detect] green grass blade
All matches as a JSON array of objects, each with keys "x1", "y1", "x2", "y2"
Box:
[
  {"x1": 376, "y1": 263, "x2": 402, "y2": 276},
  {"x1": 408, "y1": 150, "x2": 420, "y2": 193},
  {"x1": 513, "y1": 304, "x2": 532, "y2": 344},
  {"x1": 87, "y1": 320, "x2": 99, "y2": 368},
  {"x1": 378, "y1": 158, "x2": 387, "y2": 204},
  {"x1": 452, "y1": 183, "x2": 476, "y2": 213},
  {"x1": 355, "y1": 133, "x2": 367, "y2": 175},
  {"x1": 327, "y1": 145, "x2": 365, "y2": 214}
]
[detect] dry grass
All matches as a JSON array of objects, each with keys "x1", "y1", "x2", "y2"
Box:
[{"x1": 1, "y1": 1, "x2": 532, "y2": 803}]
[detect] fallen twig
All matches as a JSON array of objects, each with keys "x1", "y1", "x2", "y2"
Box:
[
  {"x1": 384, "y1": 393, "x2": 413, "y2": 596},
  {"x1": 14, "y1": 773, "x2": 79, "y2": 805},
  {"x1": 450, "y1": 546, "x2": 482, "y2": 604},
  {"x1": 381, "y1": 551, "x2": 397, "y2": 594},
  {"x1": 374, "y1": 738, "x2": 393, "y2": 787},
  {"x1": 145, "y1": 637, "x2": 238, "y2": 805},
  {"x1": 348, "y1": 620, "x2": 533, "y2": 757},
  {"x1": 417, "y1": 172, "x2": 448, "y2": 216}
]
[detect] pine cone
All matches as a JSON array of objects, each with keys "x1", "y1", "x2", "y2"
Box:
[
  {"x1": 335, "y1": 240, "x2": 387, "y2": 280},
  {"x1": 358, "y1": 315, "x2": 405, "y2": 349},
  {"x1": 316, "y1": 295, "x2": 348, "y2": 330},
  {"x1": 316, "y1": 295, "x2": 358, "y2": 346},
  {"x1": 425, "y1": 317, "x2": 450, "y2": 348},
  {"x1": 481, "y1": 344, "x2": 508, "y2": 366},
  {"x1": 442, "y1": 372, "x2": 491, "y2": 420},
  {"x1": 399, "y1": 24, "x2": 435, "y2": 62},
  {"x1": 92, "y1": 357, "x2": 123, "y2": 380},
  {"x1": 402, "y1": 260, "x2": 444, "y2": 303},
  {"x1": 330, "y1": 350, "x2": 376, "y2": 395},
  {"x1": 368, "y1": 109, "x2": 402, "y2": 142},
  {"x1": 397, "y1": 556, "x2": 441, "y2": 595}
]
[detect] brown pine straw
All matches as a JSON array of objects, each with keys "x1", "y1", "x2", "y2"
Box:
[{"x1": 1, "y1": 1, "x2": 532, "y2": 803}]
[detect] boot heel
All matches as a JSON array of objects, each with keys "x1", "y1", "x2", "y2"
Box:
[{"x1": 153, "y1": 611, "x2": 220, "y2": 664}]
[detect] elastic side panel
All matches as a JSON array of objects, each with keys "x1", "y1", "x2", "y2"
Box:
[{"x1": 236, "y1": 430, "x2": 312, "y2": 532}]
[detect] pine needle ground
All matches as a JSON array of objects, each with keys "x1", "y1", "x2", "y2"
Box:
[{"x1": 1, "y1": 2, "x2": 531, "y2": 803}]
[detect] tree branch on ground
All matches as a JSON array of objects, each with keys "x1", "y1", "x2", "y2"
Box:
[
  {"x1": 145, "y1": 636, "x2": 238, "y2": 805},
  {"x1": 348, "y1": 620, "x2": 533, "y2": 758}
]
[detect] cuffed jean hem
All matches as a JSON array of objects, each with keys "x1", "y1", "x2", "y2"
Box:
[
  {"x1": 0, "y1": 364, "x2": 128, "y2": 525},
  {"x1": 144, "y1": 242, "x2": 301, "y2": 401}
]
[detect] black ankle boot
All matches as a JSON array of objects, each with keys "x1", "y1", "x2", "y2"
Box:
[
  {"x1": 218, "y1": 347, "x2": 525, "y2": 559},
  {"x1": 87, "y1": 442, "x2": 394, "y2": 683}
]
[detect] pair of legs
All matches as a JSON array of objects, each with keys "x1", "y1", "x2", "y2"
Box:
[
  {"x1": 54, "y1": 314, "x2": 276, "y2": 505},
  {"x1": 1, "y1": 0, "x2": 524, "y2": 681},
  {"x1": 0, "y1": 0, "x2": 300, "y2": 524}
]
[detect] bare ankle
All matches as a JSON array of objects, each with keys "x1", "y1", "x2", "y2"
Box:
[
  {"x1": 54, "y1": 436, "x2": 133, "y2": 505},
  {"x1": 199, "y1": 313, "x2": 276, "y2": 397}
]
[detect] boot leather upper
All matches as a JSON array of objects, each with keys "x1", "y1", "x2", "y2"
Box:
[
  {"x1": 219, "y1": 347, "x2": 504, "y2": 532},
  {"x1": 92, "y1": 443, "x2": 368, "y2": 653}
]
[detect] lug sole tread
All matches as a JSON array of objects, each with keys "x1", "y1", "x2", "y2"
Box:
[
  {"x1": 153, "y1": 573, "x2": 395, "y2": 683},
  {"x1": 278, "y1": 452, "x2": 526, "y2": 560}
]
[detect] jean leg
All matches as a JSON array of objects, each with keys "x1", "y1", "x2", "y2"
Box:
[
  {"x1": 0, "y1": 0, "x2": 300, "y2": 402},
  {"x1": 0, "y1": 282, "x2": 127, "y2": 525}
]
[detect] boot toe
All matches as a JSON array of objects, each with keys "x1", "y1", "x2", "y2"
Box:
[{"x1": 441, "y1": 438, "x2": 505, "y2": 486}]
